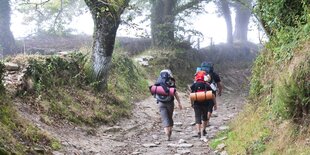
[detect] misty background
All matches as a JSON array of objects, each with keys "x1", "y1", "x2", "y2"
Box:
[{"x1": 10, "y1": 1, "x2": 266, "y2": 48}]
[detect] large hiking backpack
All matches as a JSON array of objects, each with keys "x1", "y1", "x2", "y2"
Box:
[
  {"x1": 194, "y1": 70, "x2": 212, "y2": 83},
  {"x1": 200, "y1": 62, "x2": 217, "y2": 91},
  {"x1": 201, "y1": 61, "x2": 214, "y2": 74},
  {"x1": 154, "y1": 70, "x2": 175, "y2": 102},
  {"x1": 194, "y1": 70, "x2": 207, "y2": 82}
]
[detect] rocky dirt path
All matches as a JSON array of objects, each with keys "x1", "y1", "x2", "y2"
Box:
[
  {"x1": 15, "y1": 87, "x2": 246, "y2": 155},
  {"x1": 30, "y1": 90, "x2": 245, "y2": 155},
  {"x1": 109, "y1": 91, "x2": 246, "y2": 155},
  {"x1": 5, "y1": 60, "x2": 249, "y2": 155}
]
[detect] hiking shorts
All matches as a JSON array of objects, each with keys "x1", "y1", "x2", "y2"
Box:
[
  {"x1": 206, "y1": 100, "x2": 215, "y2": 113},
  {"x1": 193, "y1": 102, "x2": 208, "y2": 124},
  {"x1": 158, "y1": 101, "x2": 175, "y2": 127}
]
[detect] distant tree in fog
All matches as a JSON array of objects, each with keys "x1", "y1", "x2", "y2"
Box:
[
  {"x1": 0, "y1": 0, "x2": 15, "y2": 55},
  {"x1": 216, "y1": 0, "x2": 233, "y2": 44},
  {"x1": 17, "y1": 0, "x2": 86, "y2": 36},
  {"x1": 150, "y1": 0, "x2": 206, "y2": 48},
  {"x1": 233, "y1": 0, "x2": 252, "y2": 42},
  {"x1": 215, "y1": 0, "x2": 252, "y2": 44}
]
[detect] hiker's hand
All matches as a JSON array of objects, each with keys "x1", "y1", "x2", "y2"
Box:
[
  {"x1": 214, "y1": 104, "x2": 217, "y2": 111},
  {"x1": 178, "y1": 103, "x2": 183, "y2": 110}
]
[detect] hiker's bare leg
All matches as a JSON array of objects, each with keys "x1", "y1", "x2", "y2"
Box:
[
  {"x1": 202, "y1": 121, "x2": 207, "y2": 130},
  {"x1": 202, "y1": 120, "x2": 208, "y2": 136},
  {"x1": 196, "y1": 123, "x2": 202, "y2": 138},
  {"x1": 207, "y1": 96, "x2": 217, "y2": 126},
  {"x1": 196, "y1": 123, "x2": 201, "y2": 132},
  {"x1": 164, "y1": 126, "x2": 172, "y2": 140},
  {"x1": 164, "y1": 126, "x2": 171, "y2": 134},
  {"x1": 205, "y1": 112, "x2": 212, "y2": 127},
  {"x1": 213, "y1": 97, "x2": 217, "y2": 110}
]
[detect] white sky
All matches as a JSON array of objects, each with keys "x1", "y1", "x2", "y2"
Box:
[{"x1": 11, "y1": 2, "x2": 263, "y2": 48}]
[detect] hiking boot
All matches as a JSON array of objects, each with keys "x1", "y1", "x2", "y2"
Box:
[
  {"x1": 198, "y1": 132, "x2": 201, "y2": 138},
  {"x1": 202, "y1": 129, "x2": 207, "y2": 136}
]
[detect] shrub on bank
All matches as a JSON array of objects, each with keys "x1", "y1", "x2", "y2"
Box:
[{"x1": 0, "y1": 61, "x2": 4, "y2": 94}]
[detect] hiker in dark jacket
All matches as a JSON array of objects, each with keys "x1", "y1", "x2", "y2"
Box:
[
  {"x1": 190, "y1": 71, "x2": 216, "y2": 138},
  {"x1": 155, "y1": 69, "x2": 182, "y2": 141},
  {"x1": 199, "y1": 62, "x2": 223, "y2": 127}
]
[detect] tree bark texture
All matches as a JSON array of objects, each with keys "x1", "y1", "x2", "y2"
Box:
[
  {"x1": 85, "y1": 0, "x2": 129, "y2": 91},
  {"x1": 151, "y1": 0, "x2": 177, "y2": 47},
  {"x1": 219, "y1": 0, "x2": 233, "y2": 44},
  {"x1": 0, "y1": 0, "x2": 15, "y2": 55},
  {"x1": 233, "y1": 0, "x2": 251, "y2": 42}
]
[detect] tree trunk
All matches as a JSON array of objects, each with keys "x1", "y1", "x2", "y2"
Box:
[
  {"x1": 151, "y1": 0, "x2": 177, "y2": 47},
  {"x1": 85, "y1": 0, "x2": 129, "y2": 91},
  {"x1": 0, "y1": 0, "x2": 15, "y2": 56},
  {"x1": 219, "y1": 0, "x2": 233, "y2": 44},
  {"x1": 233, "y1": 0, "x2": 251, "y2": 42}
]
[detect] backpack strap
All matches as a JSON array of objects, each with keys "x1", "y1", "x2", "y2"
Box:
[
  {"x1": 155, "y1": 72, "x2": 171, "y2": 94},
  {"x1": 160, "y1": 82, "x2": 170, "y2": 94}
]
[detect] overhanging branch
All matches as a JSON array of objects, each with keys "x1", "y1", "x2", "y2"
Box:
[
  {"x1": 53, "y1": 0, "x2": 64, "y2": 31},
  {"x1": 19, "y1": 0, "x2": 51, "y2": 6},
  {"x1": 174, "y1": 0, "x2": 206, "y2": 16}
]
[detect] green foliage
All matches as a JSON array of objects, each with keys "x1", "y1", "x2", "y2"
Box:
[
  {"x1": 269, "y1": 26, "x2": 309, "y2": 63},
  {"x1": 19, "y1": 51, "x2": 147, "y2": 126},
  {"x1": 246, "y1": 135, "x2": 269, "y2": 154},
  {"x1": 250, "y1": 40, "x2": 310, "y2": 122},
  {"x1": 254, "y1": 0, "x2": 309, "y2": 64},
  {"x1": 256, "y1": 0, "x2": 309, "y2": 35},
  {"x1": 85, "y1": 0, "x2": 129, "y2": 18},
  {"x1": 250, "y1": 42, "x2": 310, "y2": 123},
  {"x1": 26, "y1": 52, "x2": 88, "y2": 93},
  {"x1": 249, "y1": 51, "x2": 268, "y2": 98},
  {"x1": 250, "y1": 0, "x2": 309, "y2": 99},
  {"x1": 19, "y1": 86, "x2": 132, "y2": 127},
  {"x1": 109, "y1": 53, "x2": 149, "y2": 100},
  {"x1": 273, "y1": 59, "x2": 310, "y2": 120},
  {"x1": 209, "y1": 130, "x2": 229, "y2": 149},
  {"x1": 0, "y1": 97, "x2": 59, "y2": 154},
  {"x1": 225, "y1": 1, "x2": 310, "y2": 154},
  {"x1": 221, "y1": 104, "x2": 271, "y2": 154},
  {"x1": 51, "y1": 140, "x2": 62, "y2": 150}
]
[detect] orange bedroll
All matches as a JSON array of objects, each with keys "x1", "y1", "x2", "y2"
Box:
[{"x1": 190, "y1": 91, "x2": 214, "y2": 102}]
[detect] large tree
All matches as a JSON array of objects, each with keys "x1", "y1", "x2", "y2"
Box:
[
  {"x1": 233, "y1": 0, "x2": 252, "y2": 42},
  {"x1": 217, "y1": 0, "x2": 233, "y2": 44},
  {"x1": 0, "y1": 0, "x2": 15, "y2": 55},
  {"x1": 150, "y1": 0, "x2": 177, "y2": 47},
  {"x1": 84, "y1": 0, "x2": 129, "y2": 91}
]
